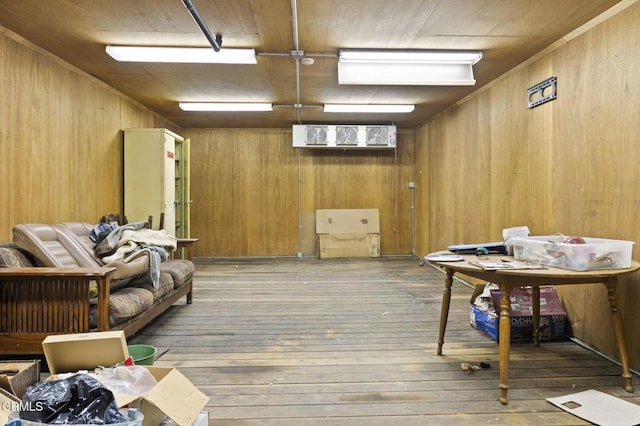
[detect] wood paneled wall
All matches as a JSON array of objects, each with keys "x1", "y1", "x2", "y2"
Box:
[
  {"x1": 3, "y1": 0, "x2": 640, "y2": 372},
  {"x1": 1, "y1": 22, "x2": 415, "y2": 257},
  {"x1": 183, "y1": 129, "x2": 415, "y2": 257},
  {"x1": 0, "y1": 27, "x2": 176, "y2": 242},
  {"x1": 415, "y1": 2, "x2": 640, "y2": 369}
]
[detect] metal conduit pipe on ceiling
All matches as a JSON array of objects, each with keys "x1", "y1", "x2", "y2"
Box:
[
  {"x1": 291, "y1": 0, "x2": 302, "y2": 124},
  {"x1": 181, "y1": 0, "x2": 222, "y2": 51}
]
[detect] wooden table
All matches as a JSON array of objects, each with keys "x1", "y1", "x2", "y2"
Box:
[
  {"x1": 427, "y1": 252, "x2": 640, "y2": 404},
  {"x1": 175, "y1": 238, "x2": 199, "y2": 261}
]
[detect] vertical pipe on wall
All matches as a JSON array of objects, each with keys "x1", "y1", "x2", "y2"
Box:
[
  {"x1": 393, "y1": 148, "x2": 398, "y2": 234},
  {"x1": 410, "y1": 184, "x2": 416, "y2": 256},
  {"x1": 292, "y1": 0, "x2": 304, "y2": 257},
  {"x1": 297, "y1": 148, "x2": 303, "y2": 257}
]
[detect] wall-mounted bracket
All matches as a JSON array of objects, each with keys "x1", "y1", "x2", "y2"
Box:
[{"x1": 527, "y1": 76, "x2": 557, "y2": 109}]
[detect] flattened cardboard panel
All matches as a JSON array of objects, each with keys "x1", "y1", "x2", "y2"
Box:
[
  {"x1": 547, "y1": 389, "x2": 640, "y2": 426},
  {"x1": 316, "y1": 209, "x2": 380, "y2": 234}
]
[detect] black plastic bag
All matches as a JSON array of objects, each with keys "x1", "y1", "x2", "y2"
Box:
[{"x1": 20, "y1": 373, "x2": 127, "y2": 424}]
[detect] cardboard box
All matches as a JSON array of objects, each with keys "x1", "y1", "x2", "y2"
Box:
[
  {"x1": 469, "y1": 285, "x2": 567, "y2": 342},
  {"x1": 0, "y1": 360, "x2": 40, "y2": 398},
  {"x1": 42, "y1": 332, "x2": 209, "y2": 426},
  {"x1": 318, "y1": 233, "x2": 380, "y2": 258},
  {"x1": 316, "y1": 209, "x2": 380, "y2": 258},
  {"x1": 0, "y1": 387, "x2": 21, "y2": 425},
  {"x1": 117, "y1": 367, "x2": 209, "y2": 426},
  {"x1": 43, "y1": 331, "x2": 129, "y2": 374}
]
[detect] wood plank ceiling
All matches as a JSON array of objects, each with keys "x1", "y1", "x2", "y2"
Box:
[{"x1": 0, "y1": 0, "x2": 624, "y2": 129}]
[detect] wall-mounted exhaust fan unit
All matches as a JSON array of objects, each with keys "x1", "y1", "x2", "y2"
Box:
[{"x1": 292, "y1": 125, "x2": 396, "y2": 149}]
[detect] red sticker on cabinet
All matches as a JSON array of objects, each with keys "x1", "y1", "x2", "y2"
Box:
[{"x1": 167, "y1": 151, "x2": 175, "y2": 159}]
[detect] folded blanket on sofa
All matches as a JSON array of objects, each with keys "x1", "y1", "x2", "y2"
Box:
[
  {"x1": 94, "y1": 222, "x2": 149, "y2": 258},
  {"x1": 119, "y1": 228, "x2": 177, "y2": 251},
  {"x1": 97, "y1": 224, "x2": 178, "y2": 289}
]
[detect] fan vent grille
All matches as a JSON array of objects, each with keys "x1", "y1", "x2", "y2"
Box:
[
  {"x1": 336, "y1": 126, "x2": 358, "y2": 145},
  {"x1": 305, "y1": 126, "x2": 328, "y2": 145},
  {"x1": 292, "y1": 125, "x2": 396, "y2": 149},
  {"x1": 366, "y1": 126, "x2": 389, "y2": 146}
]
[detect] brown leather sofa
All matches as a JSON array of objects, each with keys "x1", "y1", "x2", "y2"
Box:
[
  {"x1": 14, "y1": 223, "x2": 150, "y2": 284},
  {"x1": 0, "y1": 222, "x2": 194, "y2": 355}
]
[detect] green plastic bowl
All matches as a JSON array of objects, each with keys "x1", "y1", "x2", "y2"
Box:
[{"x1": 127, "y1": 344, "x2": 157, "y2": 365}]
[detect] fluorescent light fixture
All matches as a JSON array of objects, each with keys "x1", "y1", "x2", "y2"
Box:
[
  {"x1": 179, "y1": 102, "x2": 273, "y2": 112},
  {"x1": 339, "y1": 50, "x2": 482, "y2": 64},
  {"x1": 338, "y1": 49, "x2": 482, "y2": 86},
  {"x1": 324, "y1": 104, "x2": 415, "y2": 113},
  {"x1": 106, "y1": 46, "x2": 257, "y2": 64}
]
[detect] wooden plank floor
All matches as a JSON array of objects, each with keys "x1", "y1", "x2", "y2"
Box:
[{"x1": 129, "y1": 256, "x2": 640, "y2": 425}]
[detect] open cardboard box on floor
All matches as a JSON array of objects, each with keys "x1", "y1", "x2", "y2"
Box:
[
  {"x1": 41, "y1": 331, "x2": 209, "y2": 426},
  {"x1": 43, "y1": 331, "x2": 129, "y2": 375},
  {"x1": 0, "y1": 387, "x2": 21, "y2": 425},
  {"x1": 0, "y1": 360, "x2": 40, "y2": 399},
  {"x1": 469, "y1": 285, "x2": 567, "y2": 342}
]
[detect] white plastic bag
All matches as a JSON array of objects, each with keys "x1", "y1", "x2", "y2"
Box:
[{"x1": 95, "y1": 365, "x2": 157, "y2": 397}]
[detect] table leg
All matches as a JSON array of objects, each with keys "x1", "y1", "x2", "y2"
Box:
[
  {"x1": 605, "y1": 279, "x2": 634, "y2": 393},
  {"x1": 532, "y1": 286, "x2": 541, "y2": 347},
  {"x1": 437, "y1": 269, "x2": 454, "y2": 355},
  {"x1": 498, "y1": 284, "x2": 512, "y2": 404}
]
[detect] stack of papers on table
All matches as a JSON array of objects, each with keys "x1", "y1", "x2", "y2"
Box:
[{"x1": 469, "y1": 260, "x2": 546, "y2": 270}]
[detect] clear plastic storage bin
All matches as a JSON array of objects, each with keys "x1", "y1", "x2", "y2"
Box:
[
  {"x1": 509, "y1": 235, "x2": 634, "y2": 271},
  {"x1": 6, "y1": 409, "x2": 143, "y2": 426}
]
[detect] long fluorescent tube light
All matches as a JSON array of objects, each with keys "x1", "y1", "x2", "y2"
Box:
[
  {"x1": 324, "y1": 104, "x2": 415, "y2": 113},
  {"x1": 338, "y1": 49, "x2": 482, "y2": 86},
  {"x1": 106, "y1": 46, "x2": 257, "y2": 64},
  {"x1": 339, "y1": 50, "x2": 482, "y2": 64},
  {"x1": 179, "y1": 102, "x2": 273, "y2": 111}
]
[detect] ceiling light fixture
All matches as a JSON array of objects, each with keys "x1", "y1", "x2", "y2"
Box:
[
  {"x1": 106, "y1": 46, "x2": 257, "y2": 64},
  {"x1": 324, "y1": 104, "x2": 415, "y2": 113},
  {"x1": 179, "y1": 102, "x2": 273, "y2": 112},
  {"x1": 338, "y1": 49, "x2": 482, "y2": 86}
]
